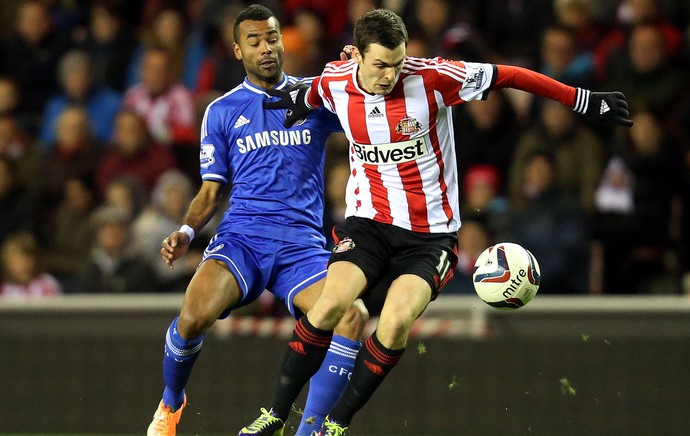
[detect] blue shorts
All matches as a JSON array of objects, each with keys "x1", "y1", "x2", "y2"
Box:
[{"x1": 201, "y1": 231, "x2": 329, "y2": 319}]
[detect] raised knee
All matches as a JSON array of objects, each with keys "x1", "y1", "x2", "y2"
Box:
[{"x1": 178, "y1": 306, "x2": 215, "y2": 339}]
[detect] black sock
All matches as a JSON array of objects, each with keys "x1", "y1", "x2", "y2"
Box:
[
  {"x1": 329, "y1": 331, "x2": 405, "y2": 426},
  {"x1": 271, "y1": 316, "x2": 333, "y2": 419}
]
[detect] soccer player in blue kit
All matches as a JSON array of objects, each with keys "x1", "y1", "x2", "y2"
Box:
[{"x1": 147, "y1": 5, "x2": 368, "y2": 435}]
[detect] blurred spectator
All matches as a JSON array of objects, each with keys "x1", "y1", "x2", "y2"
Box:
[
  {"x1": 102, "y1": 175, "x2": 148, "y2": 222},
  {"x1": 44, "y1": 174, "x2": 96, "y2": 293},
  {"x1": 340, "y1": 0, "x2": 379, "y2": 50},
  {"x1": 478, "y1": 0, "x2": 555, "y2": 66},
  {"x1": 283, "y1": 0, "x2": 349, "y2": 41},
  {"x1": 132, "y1": 169, "x2": 201, "y2": 292},
  {"x1": 38, "y1": 105, "x2": 102, "y2": 211},
  {"x1": 74, "y1": 205, "x2": 157, "y2": 293},
  {"x1": 122, "y1": 46, "x2": 197, "y2": 148},
  {"x1": 44, "y1": 0, "x2": 86, "y2": 39},
  {"x1": 96, "y1": 109, "x2": 176, "y2": 194},
  {"x1": 322, "y1": 155, "x2": 350, "y2": 250},
  {"x1": 195, "y1": 3, "x2": 246, "y2": 96},
  {"x1": 280, "y1": 26, "x2": 311, "y2": 77},
  {"x1": 539, "y1": 25, "x2": 595, "y2": 89},
  {"x1": 554, "y1": 0, "x2": 605, "y2": 54},
  {"x1": 453, "y1": 90, "x2": 521, "y2": 181},
  {"x1": 443, "y1": 214, "x2": 493, "y2": 295},
  {"x1": 288, "y1": 7, "x2": 335, "y2": 76},
  {"x1": 406, "y1": 36, "x2": 431, "y2": 58},
  {"x1": 78, "y1": 0, "x2": 137, "y2": 93},
  {"x1": 0, "y1": 0, "x2": 71, "y2": 133},
  {"x1": 407, "y1": 0, "x2": 451, "y2": 49},
  {"x1": 509, "y1": 99, "x2": 605, "y2": 214},
  {"x1": 602, "y1": 22, "x2": 685, "y2": 118},
  {"x1": 0, "y1": 231, "x2": 61, "y2": 298},
  {"x1": 0, "y1": 157, "x2": 39, "y2": 246},
  {"x1": 461, "y1": 164, "x2": 509, "y2": 236},
  {"x1": 125, "y1": 6, "x2": 206, "y2": 90},
  {"x1": 0, "y1": 76, "x2": 31, "y2": 131},
  {"x1": 39, "y1": 49, "x2": 121, "y2": 147},
  {"x1": 595, "y1": 0, "x2": 683, "y2": 83},
  {"x1": 405, "y1": 0, "x2": 491, "y2": 60},
  {"x1": 0, "y1": 114, "x2": 43, "y2": 195},
  {"x1": 0, "y1": 113, "x2": 31, "y2": 160},
  {"x1": 590, "y1": 109, "x2": 683, "y2": 294},
  {"x1": 501, "y1": 150, "x2": 589, "y2": 294}
]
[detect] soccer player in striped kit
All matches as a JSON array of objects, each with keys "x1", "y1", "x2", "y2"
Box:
[
  {"x1": 242, "y1": 8, "x2": 633, "y2": 436},
  {"x1": 146, "y1": 5, "x2": 369, "y2": 435}
]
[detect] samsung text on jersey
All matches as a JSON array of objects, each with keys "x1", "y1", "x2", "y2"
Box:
[{"x1": 237, "y1": 129, "x2": 312, "y2": 153}]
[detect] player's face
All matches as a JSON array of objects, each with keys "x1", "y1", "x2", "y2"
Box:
[
  {"x1": 233, "y1": 18, "x2": 284, "y2": 89},
  {"x1": 356, "y1": 42, "x2": 406, "y2": 96}
]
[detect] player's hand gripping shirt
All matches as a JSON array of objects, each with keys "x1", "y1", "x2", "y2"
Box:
[
  {"x1": 199, "y1": 75, "x2": 342, "y2": 246},
  {"x1": 311, "y1": 57, "x2": 496, "y2": 233}
]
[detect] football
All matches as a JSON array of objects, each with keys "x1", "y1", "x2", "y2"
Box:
[{"x1": 472, "y1": 242, "x2": 541, "y2": 309}]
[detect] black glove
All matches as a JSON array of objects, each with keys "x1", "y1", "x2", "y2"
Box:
[
  {"x1": 263, "y1": 82, "x2": 314, "y2": 128},
  {"x1": 573, "y1": 88, "x2": 633, "y2": 127}
]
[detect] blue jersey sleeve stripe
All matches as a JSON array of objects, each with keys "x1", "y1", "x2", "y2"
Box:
[{"x1": 202, "y1": 173, "x2": 228, "y2": 184}]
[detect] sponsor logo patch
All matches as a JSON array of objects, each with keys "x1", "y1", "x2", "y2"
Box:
[
  {"x1": 352, "y1": 137, "x2": 429, "y2": 165},
  {"x1": 200, "y1": 143, "x2": 216, "y2": 168},
  {"x1": 465, "y1": 67, "x2": 485, "y2": 90}
]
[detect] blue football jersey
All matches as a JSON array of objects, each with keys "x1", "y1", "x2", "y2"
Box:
[{"x1": 199, "y1": 74, "x2": 342, "y2": 246}]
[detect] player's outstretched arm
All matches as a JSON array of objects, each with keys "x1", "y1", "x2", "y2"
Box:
[
  {"x1": 264, "y1": 82, "x2": 314, "y2": 128},
  {"x1": 160, "y1": 180, "x2": 223, "y2": 269},
  {"x1": 491, "y1": 64, "x2": 633, "y2": 127}
]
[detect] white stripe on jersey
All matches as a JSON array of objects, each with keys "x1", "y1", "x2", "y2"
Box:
[
  {"x1": 200, "y1": 84, "x2": 243, "y2": 139},
  {"x1": 428, "y1": 90, "x2": 459, "y2": 228}
]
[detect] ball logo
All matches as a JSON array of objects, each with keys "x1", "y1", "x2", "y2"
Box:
[
  {"x1": 473, "y1": 244, "x2": 511, "y2": 283},
  {"x1": 526, "y1": 250, "x2": 541, "y2": 286}
]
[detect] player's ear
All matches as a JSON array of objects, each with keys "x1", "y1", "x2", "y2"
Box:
[
  {"x1": 233, "y1": 42, "x2": 242, "y2": 61},
  {"x1": 352, "y1": 46, "x2": 362, "y2": 63}
]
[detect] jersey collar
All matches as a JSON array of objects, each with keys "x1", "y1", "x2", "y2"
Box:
[{"x1": 242, "y1": 74, "x2": 289, "y2": 95}]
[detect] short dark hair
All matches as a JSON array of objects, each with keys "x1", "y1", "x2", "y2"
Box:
[
  {"x1": 353, "y1": 9, "x2": 408, "y2": 56},
  {"x1": 233, "y1": 4, "x2": 278, "y2": 44}
]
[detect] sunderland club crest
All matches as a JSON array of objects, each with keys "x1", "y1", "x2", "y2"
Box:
[{"x1": 395, "y1": 115, "x2": 422, "y2": 135}]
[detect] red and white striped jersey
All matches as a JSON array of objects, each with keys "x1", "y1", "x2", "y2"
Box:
[
  {"x1": 122, "y1": 83, "x2": 196, "y2": 146},
  {"x1": 312, "y1": 57, "x2": 496, "y2": 233}
]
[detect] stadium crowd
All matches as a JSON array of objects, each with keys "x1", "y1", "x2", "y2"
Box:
[{"x1": 1, "y1": 0, "x2": 690, "y2": 300}]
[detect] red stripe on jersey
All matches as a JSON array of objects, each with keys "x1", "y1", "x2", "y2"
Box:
[
  {"x1": 422, "y1": 81, "x2": 454, "y2": 227},
  {"x1": 385, "y1": 86, "x2": 430, "y2": 232},
  {"x1": 346, "y1": 80, "x2": 393, "y2": 224}
]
